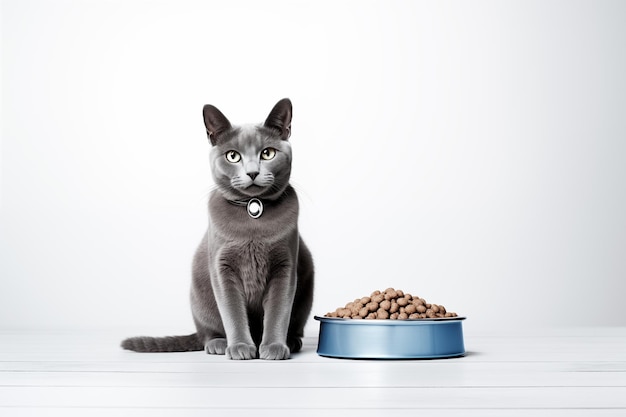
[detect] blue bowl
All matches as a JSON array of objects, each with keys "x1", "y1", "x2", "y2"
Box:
[{"x1": 315, "y1": 316, "x2": 466, "y2": 359}]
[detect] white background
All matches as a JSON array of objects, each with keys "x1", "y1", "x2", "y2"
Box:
[{"x1": 2, "y1": 0, "x2": 625, "y2": 336}]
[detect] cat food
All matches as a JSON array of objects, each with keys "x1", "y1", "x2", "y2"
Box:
[{"x1": 324, "y1": 288, "x2": 458, "y2": 319}]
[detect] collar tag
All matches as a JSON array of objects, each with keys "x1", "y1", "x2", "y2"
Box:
[{"x1": 247, "y1": 198, "x2": 263, "y2": 219}]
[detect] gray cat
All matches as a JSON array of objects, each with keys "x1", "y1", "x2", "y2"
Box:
[{"x1": 122, "y1": 98, "x2": 314, "y2": 360}]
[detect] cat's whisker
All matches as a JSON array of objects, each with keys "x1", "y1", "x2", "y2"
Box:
[
  {"x1": 290, "y1": 180, "x2": 308, "y2": 193},
  {"x1": 201, "y1": 185, "x2": 218, "y2": 201}
]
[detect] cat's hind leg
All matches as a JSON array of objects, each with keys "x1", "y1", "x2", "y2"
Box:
[
  {"x1": 204, "y1": 337, "x2": 227, "y2": 355},
  {"x1": 286, "y1": 337, "x2": 303, "y2": 353},
  {"x1": 286, "y1": 237, "x2": 315, "y2": 354}
]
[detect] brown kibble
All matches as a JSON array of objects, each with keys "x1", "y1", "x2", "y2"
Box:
[
  {"x1": 324, "y1": 290, "x2": 459, "y2": 320},
  {"x1": 350, "y1": 303, "x2": 363, "y2": 315},
  {"x1": 366, "y1": 301, "x2": 379, "y2": 312},
  {"x1": 384, "y1": 290, "x2": 398, "y2": 300}
]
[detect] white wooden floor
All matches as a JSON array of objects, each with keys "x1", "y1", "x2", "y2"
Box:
[{"x1": 1, "y1": 327, "x2": 625, "y2": 416}]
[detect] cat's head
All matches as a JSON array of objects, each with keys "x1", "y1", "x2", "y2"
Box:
[{"x1": 203, "y1": 98, "x2": 293, "y2": 201}]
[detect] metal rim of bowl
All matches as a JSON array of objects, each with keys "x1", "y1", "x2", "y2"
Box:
[{"x1": 314, "y1": 315, "x2": 466, "y2": 324}]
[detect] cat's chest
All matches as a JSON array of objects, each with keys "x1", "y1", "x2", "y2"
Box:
[{"x1": 221, "y1": 240, "x2": 271, "y2": 302}]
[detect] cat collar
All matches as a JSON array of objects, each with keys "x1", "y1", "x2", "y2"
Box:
[{"x1": 228, "y1": 198, "x2": 264, "y2": 219}]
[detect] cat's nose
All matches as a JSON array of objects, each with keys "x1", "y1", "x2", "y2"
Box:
[{"x1": 247, "y1": 171, "x2": 259, "y2": 181}]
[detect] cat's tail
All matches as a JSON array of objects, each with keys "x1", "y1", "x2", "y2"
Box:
[{"x1": 121, "y1": 333, "x2": 203, "y2": 352}]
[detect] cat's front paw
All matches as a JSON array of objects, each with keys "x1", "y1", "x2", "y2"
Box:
[
  {"x1": 226, "y1": 343, "x2": 257, "y2": 360},
  {"x1": 205, "y1": 338, "x2": 227, "y2": 355},
  {"x1": 259, "y1": 342, "x2": 290, "y2": 360}
]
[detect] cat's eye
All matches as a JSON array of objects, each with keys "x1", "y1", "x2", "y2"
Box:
[
  {"x1": 225, "y1": 150, "x2": 241, "y2": 163},
  {"x1": 261, "y1": 148, "x2": 276, "y2": 161}
]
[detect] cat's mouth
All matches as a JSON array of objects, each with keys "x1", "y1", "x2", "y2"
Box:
[
  {"x1": 237, "y1": 183, "x2": 268, "y2": 197},
  {"x1": 244, "y1": 184, "x2": 263, "y2": 191},
  {"x1": 227, "y1": 174, "x2": 278, "y2": 199}
]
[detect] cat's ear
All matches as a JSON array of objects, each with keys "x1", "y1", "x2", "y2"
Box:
[
  {"x1": 203, "y1": 104, "x2": 232, "y2": 146},
  {"x1": 264, "y1": 98, "x2": 292, "y2": 140}
]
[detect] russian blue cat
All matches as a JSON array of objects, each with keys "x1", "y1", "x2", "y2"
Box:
[{"x1": 122, "y1": 98, "x2": 314, "y2": 360}]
